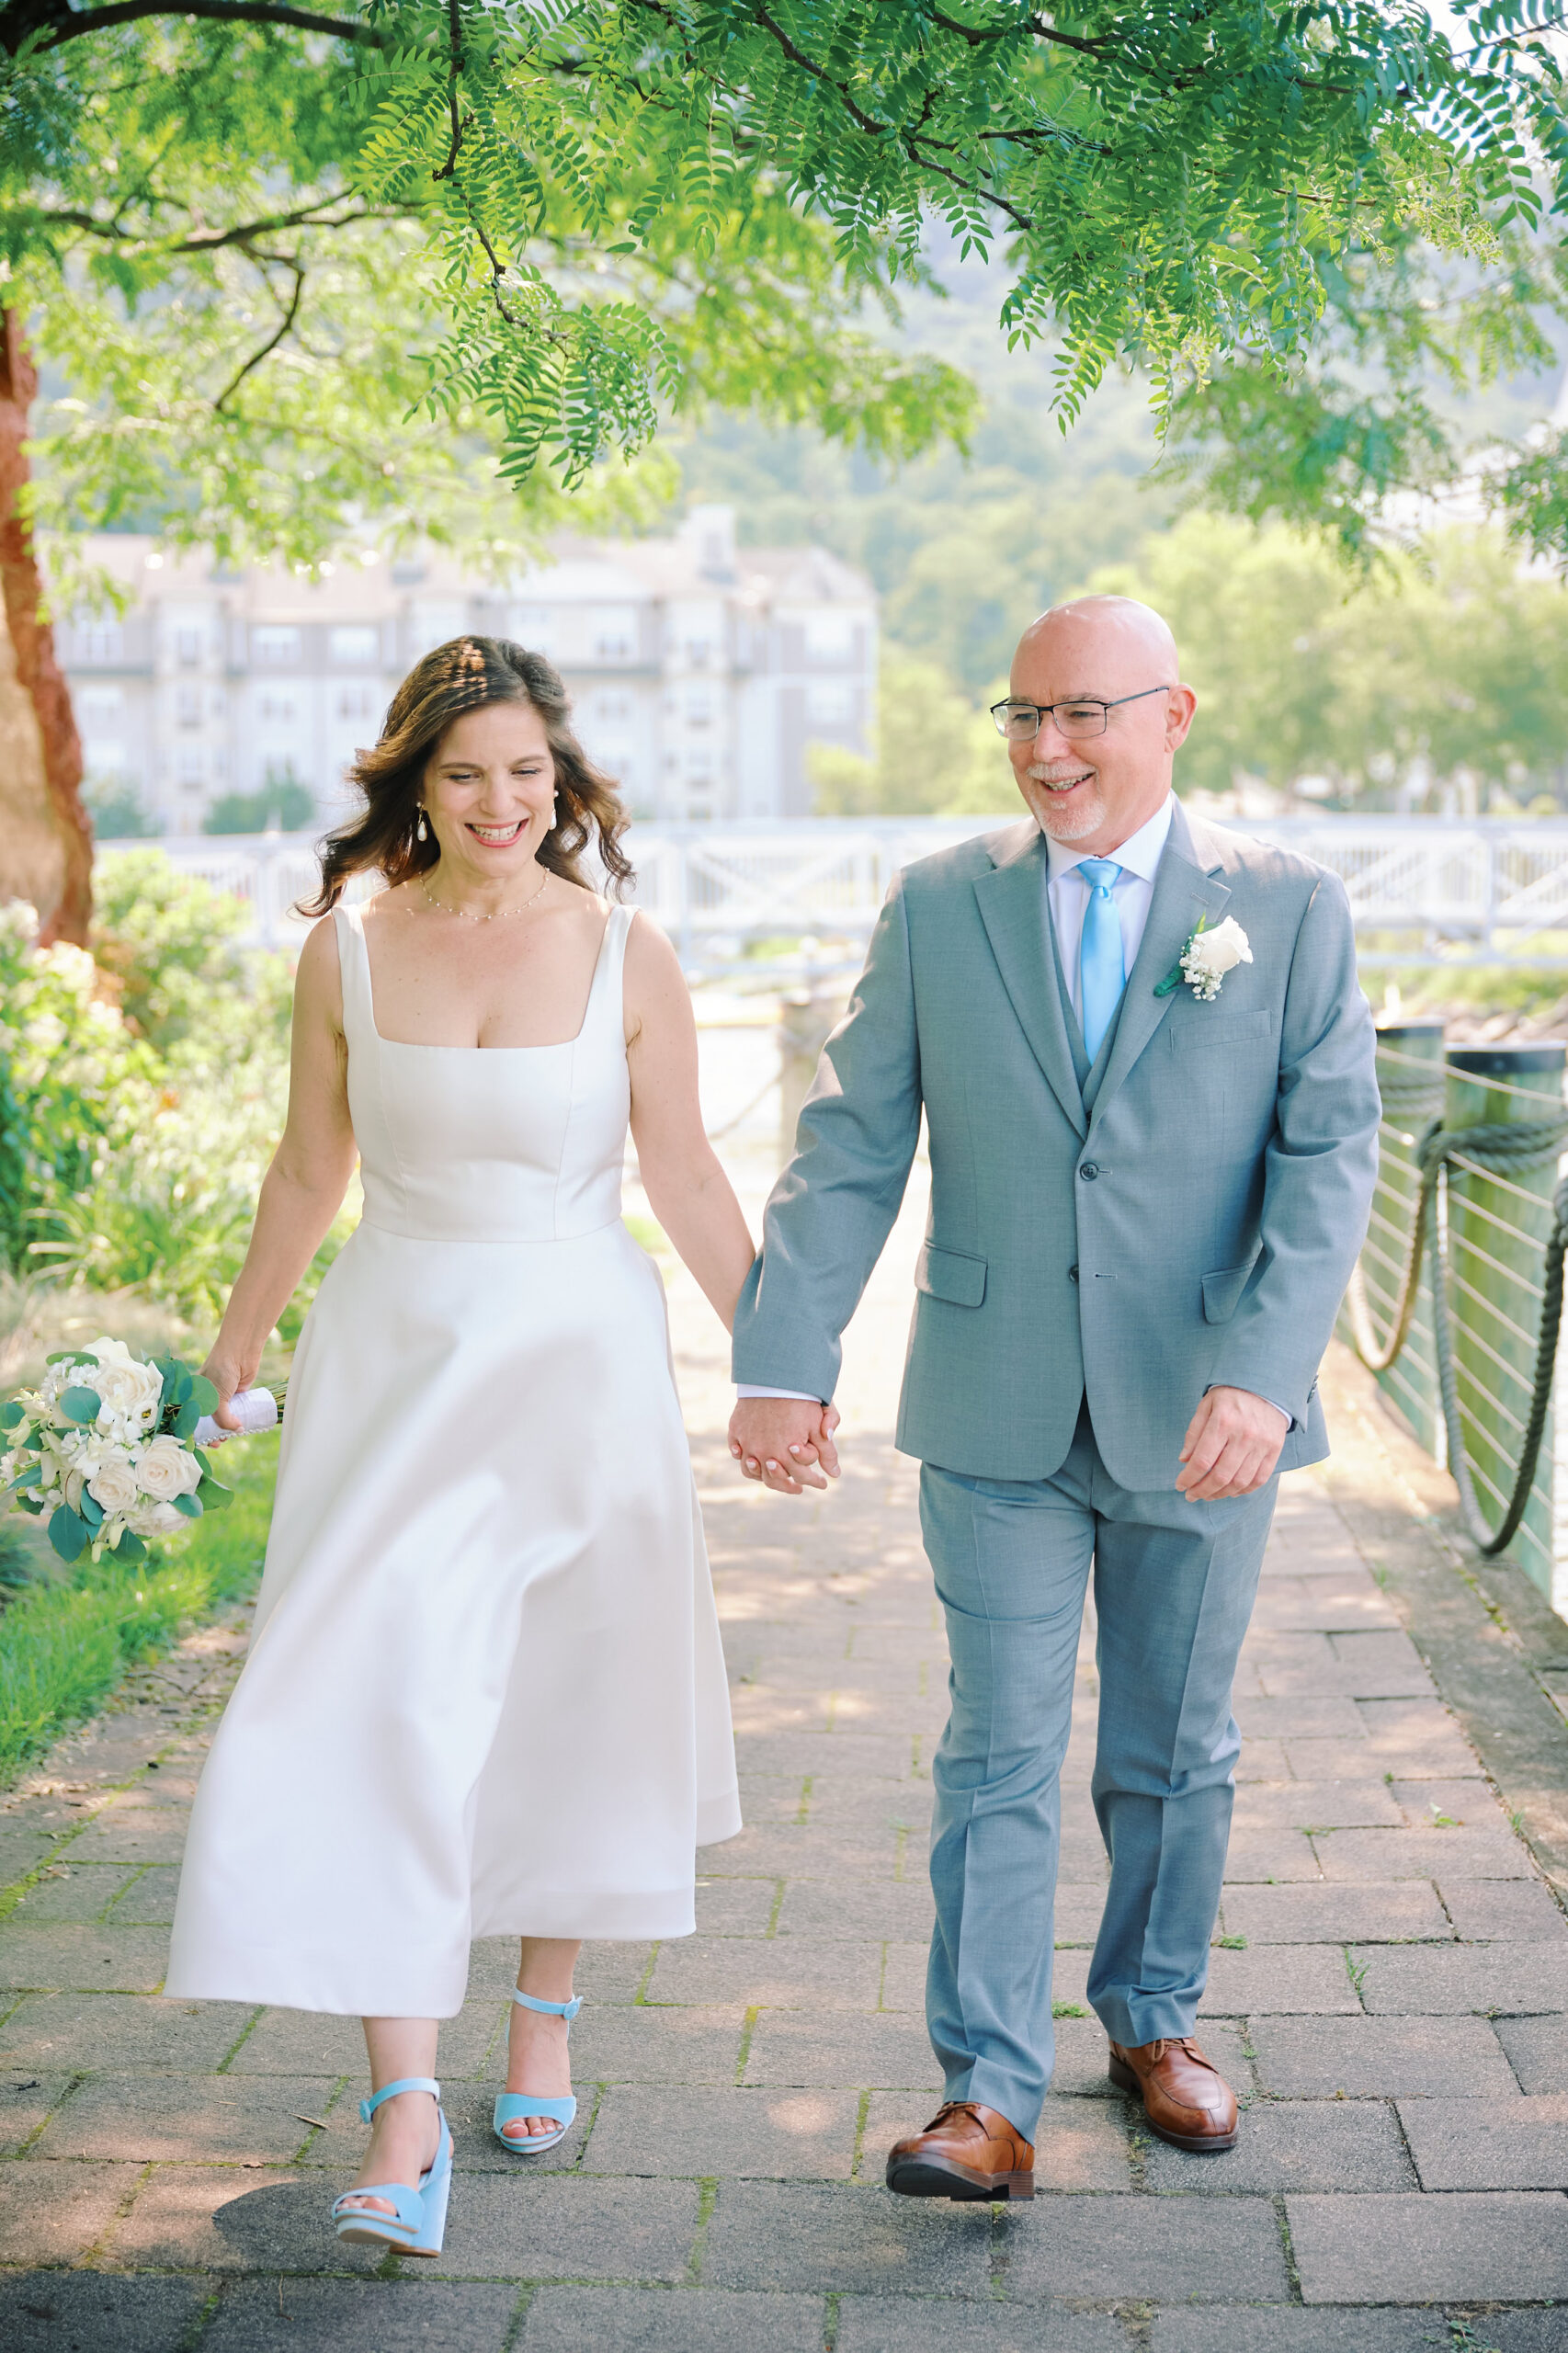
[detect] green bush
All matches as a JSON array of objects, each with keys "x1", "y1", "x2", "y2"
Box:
[
  {"x1": 0, "y1": 901, "x2": 161, "y2": 1278},
  {"x1": 85, "y1": 784, "x2": 156, "y2": 840},
  {"x1": 0, "y1": 852, "x2": 331, "y2": 1326},
  {"x1": 203, "y1": 778, "x2": 315, "y2": 837},
  {"x1": 0, "y1": 1429, "x2": 278, "y2": 1791},
  {"x1": 93, "y1": 847, "x2": 291, "y2": 1055}
]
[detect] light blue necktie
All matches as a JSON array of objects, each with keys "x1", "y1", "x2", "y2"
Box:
[{"x1": 1076, "y1": 858, "x2": 1125, "y2": 1063}]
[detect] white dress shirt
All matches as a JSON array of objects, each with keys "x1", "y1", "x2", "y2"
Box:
[{"x1": 1045, "y1": 794, "x2": 1173, "y2": 1026}]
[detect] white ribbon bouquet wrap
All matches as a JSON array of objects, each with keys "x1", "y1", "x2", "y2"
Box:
[
  {"x1": 194, "y1": 1387, "x2": 281, "y2": 1449},
  {"x1": 1, "y1": 1337, "x2": 284, "y2": 1567}
]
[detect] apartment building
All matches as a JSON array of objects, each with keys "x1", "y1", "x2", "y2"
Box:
[{"x1": 61, "y1": 506, "x2": 877, "y2": 832}]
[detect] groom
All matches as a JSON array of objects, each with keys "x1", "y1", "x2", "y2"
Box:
[{"x1": 729, "y1": 595, "x2": 1379, "y2": 2197}]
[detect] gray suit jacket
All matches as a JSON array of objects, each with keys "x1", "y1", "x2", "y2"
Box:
[{"x1": 731, "y1": 799, "x2": 1380, "y2": 1490}]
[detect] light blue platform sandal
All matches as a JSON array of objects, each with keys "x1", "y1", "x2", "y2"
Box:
[
  {"x1": 494, "y1": 1989, "x2": 582, "y2": 2155},
  {"x1": 332, "y1": 2075, "x2": 453, "y2": 2257}
]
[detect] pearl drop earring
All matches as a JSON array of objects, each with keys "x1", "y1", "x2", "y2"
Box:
[{"x1": 415, "y1": 807, "x2": 428, "y2": 844}]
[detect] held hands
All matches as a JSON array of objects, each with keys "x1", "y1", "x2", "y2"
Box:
[
  {"x1": 728, "y1": 1399, "x2": 842, "y2": 1495},
  {"x1": 1176, "y1": 1385, "x2": 1289, "y2": 1502}
]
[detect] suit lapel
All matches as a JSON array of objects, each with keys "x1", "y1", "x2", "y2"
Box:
[
  {"x1": 972, "y1": 823, "x2": 1087, "y2": 1140},
  {"x1": 1090, "y1": 800, "x2": 1232, "y2": 1126}
]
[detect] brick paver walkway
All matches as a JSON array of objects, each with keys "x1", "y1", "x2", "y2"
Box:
[{"x1": 2, "y1": 1165, "x2": 1567, "y2": 2348}]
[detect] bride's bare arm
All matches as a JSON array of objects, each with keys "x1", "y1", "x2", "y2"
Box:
[
  {"x1": 201, "y1": 917, "x2": 360, "y2": 1424},
  {"x1": 624, "y1": 911, "x2": 756, "y2": 1331}
]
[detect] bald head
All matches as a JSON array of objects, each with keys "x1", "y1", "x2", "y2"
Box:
[
  {"x1": 1005, "y1": 594, "x2": 1195, "y2": 855},
  {"x1": 1016, "y1": 595, "x2": 1180, "y2": 689}
]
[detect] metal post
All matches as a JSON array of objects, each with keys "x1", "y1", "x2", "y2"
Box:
[
  {"x1": 1357, "y1": 1020, "x2": 1447, "y2": 1455},
  {"x1": 1443, "y1": 1044, "x2": 1566, "y2": 1597},
  {"x1": 778, "y1": 983, "x2": 846, "y2": 1165}
]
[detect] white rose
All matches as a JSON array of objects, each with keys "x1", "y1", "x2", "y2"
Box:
[
  {"x1": 135, "y1": 1435, "x2": 202, "y2": 1502},
  {"x1": 80, "y1": 1339, "x2": 165, "y2": 1432},
  {"x1": 1187, "y1": 916, "x2": 1253, "y2": 981},
  {"x1": 86, "y1": 1457, "x2": 141, "y2": 1515},
  {"x1": 128, "y1": 1500, "x2": 185, "y2": 1538}
]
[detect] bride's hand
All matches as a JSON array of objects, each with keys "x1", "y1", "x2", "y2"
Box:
[{"x1": 199, "y1": 1345, "x2": 255, "y2": 1434}]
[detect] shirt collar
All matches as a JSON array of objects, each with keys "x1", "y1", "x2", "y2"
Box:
[{"x1": 1042, "y1": 793, "x2": 1175, "y2": 888}]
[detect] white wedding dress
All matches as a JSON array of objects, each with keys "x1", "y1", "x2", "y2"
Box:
[{"x1": 166, "y1": 901, "x2": 741, "y2": 2018}]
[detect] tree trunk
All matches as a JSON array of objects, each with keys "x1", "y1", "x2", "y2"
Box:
[{"x1": 0, "y1": 309, "x2": 91, "y2": 947}]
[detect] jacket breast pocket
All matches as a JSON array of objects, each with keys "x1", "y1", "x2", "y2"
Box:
[
  {"x1": 1170, "y1": 1008, "x2": 1273, "y2": 1051},
  {"x1": 915, "y1": 1243, "x2": 987, "y2": 1308},
  {"x1": 1202, "y1": 1255, "x2": 1261, "y2": 1324}
]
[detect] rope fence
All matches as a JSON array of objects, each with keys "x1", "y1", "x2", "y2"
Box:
[{"x1": 1340, "y1": 1026, "x2": 1568, "y2": 1607}]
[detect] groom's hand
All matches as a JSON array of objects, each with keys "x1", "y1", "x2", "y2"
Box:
[
  {"x1": 1176, "y1": 1386, "x2": 1289, "y2": 1501},
  {"x1": 729, "y1": 1400, "x2": 841, "y2": 1495}
]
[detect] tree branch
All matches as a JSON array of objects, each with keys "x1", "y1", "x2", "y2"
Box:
[
  {"x1": 930, "y1": 6, "x2": 1112, "y2": 63},
  {"x1": 23, "y1": 197, "x2": 388, "y2": 249},
  {"x1": 431, "y1": 0, "x2": 466, "y2": 183},
  {"x1": 213, "y1": 255, "x2": 305, "y2": 408},
  {"x1": 744, "y1": 2, "x2": 891, "y2": 140},
  {"x1": 468, "y1": 215, "x2": 519, "y2": 328},
  {"x1": 17, "y1": 0, "x2": 387, "y2": 55}
]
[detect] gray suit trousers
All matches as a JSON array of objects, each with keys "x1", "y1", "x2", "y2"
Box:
[{"x1": 920, "y1": 1402, "x2": 1276, "y2": 2138}]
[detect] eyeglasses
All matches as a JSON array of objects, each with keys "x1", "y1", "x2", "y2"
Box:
[{"x1": 989, "y1": 685, "x2": 1173, "y2": 741}]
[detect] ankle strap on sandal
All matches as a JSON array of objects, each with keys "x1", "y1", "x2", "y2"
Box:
[
  {"x1": 511, "y1": 1989, "x2": 582, "y2": 2019},
  {"x1": 359, "y1": 2075, "x2": 440, "y2": 2123}
]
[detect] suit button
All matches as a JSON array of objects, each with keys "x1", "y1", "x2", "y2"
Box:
[
  {"x1": 1068, "y1": 1265, "x2": 1079, "y2": 1283},
  {"x1": 1078, "y1": 1163, "x2": 1098, "y2": 1181}
]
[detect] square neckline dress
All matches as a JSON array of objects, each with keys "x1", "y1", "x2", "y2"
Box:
[{"x1": 165, "y1": 899, "x2": 742, "y2": 2018}]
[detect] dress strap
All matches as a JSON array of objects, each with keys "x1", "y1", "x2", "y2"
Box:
[
  {"x1": 583, "y1": 901, "x2": 635, "y2": 1041},
  {"x1": 332, "y1": 900, "x2": 378, "y2": 1046}
]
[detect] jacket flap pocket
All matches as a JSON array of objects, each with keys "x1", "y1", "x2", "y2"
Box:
[
  {"x1": 1202, "y1": 1256, "x2": 1260, "y2": 1324},
  {"x1": 916, "y1": 1243, "x2": 987, "y2": 1308},
  {"x1": 1172, "y1": 1009, "x2": 1272, "y2": 1050}
]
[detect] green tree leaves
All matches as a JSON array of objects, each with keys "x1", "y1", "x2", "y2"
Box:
[{"x1": 2, "y1": 1, "x2": 1565, "y2": 565}]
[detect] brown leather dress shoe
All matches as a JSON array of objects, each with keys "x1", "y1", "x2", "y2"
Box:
[
  {"x1": 885, "y1": 2101, "x2": 1035, "y2": 2200},
  {"x1": 1108, "y1": 2036, "x2": 1238, "y2": 2152}
]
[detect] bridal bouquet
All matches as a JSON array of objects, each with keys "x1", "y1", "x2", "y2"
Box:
[{"x1": 0, "y1": 1336, "x2": 278, "y2": 1567}]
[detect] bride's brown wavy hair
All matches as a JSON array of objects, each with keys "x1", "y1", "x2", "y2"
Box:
[{"x1": 300, "y1": 635, "x2": 633, "y2": 916}]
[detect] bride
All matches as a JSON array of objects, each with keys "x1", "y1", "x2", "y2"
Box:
[{"x1": 165, "y1": 635, "x2": 754, "y2": 2256}]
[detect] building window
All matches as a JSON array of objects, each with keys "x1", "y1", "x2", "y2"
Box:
[
  {"x1": 686, "y1": 689, "x2": 713, "y2": 727},
  {"x1": 594, "y1": 691, "x2": 633, "y2": 722},
  {"x1": 83, "y1": 738, "x2": 126, "y2": 776},
  {"x1": 337, "y1": 686, "x2": 377, "y2": 720},
  {"x1": 591, "y1": 606, "x2": 638, "y2": 659},
  {"x1": 176, "y1": 687, "x2": 203, "y2": 729},
  {"x1": 253, "y1": 626, "x2": 302, "y2": 665},
  {"x1": 74, "y1": 624, "x2": 124, "y2": 663},
  {"x1": 509, "y1": 603, "x2": 554, "y2": 651},
  {"x1": 684, "y1": 639, "x2": 713, "y2": 669},
  {"x1": 329, "y1": 625, "x2": 379, "y2": 665},
  {"x1": 177, "y1": 748, "x2": 204, "y2": 786},
  {"x1": 807, "y1": 683, "x2": 854, "y2": 724},
  {"x1": 175, "y1": 628, "x2": 204, "y2": 667},
  {"x1": 804, "y1": 612, "x2": 855, "y2": 661},
  {"x1": 259, "y1": 692, "x2": 298, "y2": 723},
  {"x1": 78, "y1": 687, "x2": 123, "y2": 722}
]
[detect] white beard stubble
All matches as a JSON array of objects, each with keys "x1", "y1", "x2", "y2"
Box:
[{"x1": 1028, "y1": 769, "x2": 1107, "y2": 844}]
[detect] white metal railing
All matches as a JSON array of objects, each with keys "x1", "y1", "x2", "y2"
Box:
[{"x1": 92, "y1": 815, "x2": 1568, "y2": 965}]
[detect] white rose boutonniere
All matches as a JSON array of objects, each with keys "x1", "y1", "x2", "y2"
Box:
[{"x1": 1154, "y1": 914, "x2": 1254, "y2": 1004}]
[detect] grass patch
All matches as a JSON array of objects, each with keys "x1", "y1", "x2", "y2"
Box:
[{"x1": 0, "y1": 1431, "x2": 278, "y2": 1790}]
